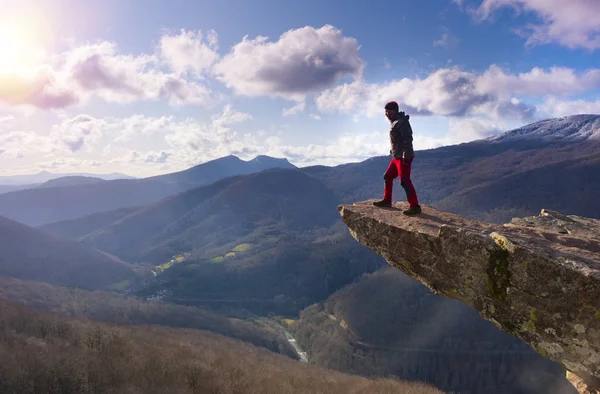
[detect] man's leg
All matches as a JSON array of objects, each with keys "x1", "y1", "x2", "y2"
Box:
[
  {"x1": 374, "y1": 159, "x2": 398, "y2": 207},
  {"x1": 383, "y1": 159, "x2": 399, "y2": 202},
  {"x1": 399, "y1": 158, "x2": 421, "y2": 214}
]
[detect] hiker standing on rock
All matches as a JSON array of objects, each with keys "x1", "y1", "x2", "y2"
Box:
[{"x1": 373, "y1": 101, "x2": 422, "y2": 215}]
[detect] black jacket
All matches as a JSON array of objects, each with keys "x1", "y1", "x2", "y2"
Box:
[{"x1": 389, "y1": 112, "x2": 414, "y2": 160}]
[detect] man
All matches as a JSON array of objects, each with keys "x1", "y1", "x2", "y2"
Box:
[{"x1": 373, "y1": 101, "x2": 422, "y2": 215}]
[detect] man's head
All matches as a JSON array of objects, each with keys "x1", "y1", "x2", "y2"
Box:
[{"x1": 385, "y1": 101, "x2": 399, "y2": 121}]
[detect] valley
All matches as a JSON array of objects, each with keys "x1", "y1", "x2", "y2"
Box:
[{"x1": 2, "y1": 115, "x2": 599, "y2": 393}]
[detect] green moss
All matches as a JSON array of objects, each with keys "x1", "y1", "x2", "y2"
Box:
[
  {"x1": 530, "y1": 307, "x2": 537, "y2": 322},
  {"x1": 595, "y1": 310, "x2": 600, "y2": 320},
  {"x1": 525, "y1": 308, "x2": 537, "y2": 332},
  {"x1": 209, "y1": 256, "x2": 224, "y2": 263},
  {"x1": 496, "y1": 238, "x2": 507, "y2": 250},
  {"x1": 486, "y1": 248, "x2": 510, "y2": 301},
  {"x1": 225, "y1": 252, "x2": 236, "y2": 258}
]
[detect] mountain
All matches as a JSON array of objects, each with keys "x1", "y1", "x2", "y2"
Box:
[
  {"x1": 0, "y1": 170, "x2": 134, "y2": 185},
  {"x1": 0, "y1": 155, "x2": 295, "y2": 226},
  {"x1": 489, "y1": 114, "x2": 600, "y2": 142},
  {"x1": 0, "y1": 184, "x2": 37, "y2": 195},
  {"x1": 305, "y1": 114, "x2": 600, "y2": 223},
  {"x1": 0, "y1": 214, "x2": 140, "y2": 290},
  {"x1": 43, "y1": 168, "x2": 336, "y2": 263},
  {"x1": 41, "y1": 169, "x2": 383, "y2": 315},
  {"x1": 0, "y1": 298, "x2": 441, "y2": 394},
  {"x1": 37, "y1": 176, "x2": 106, "y2": 188},
  {"x1": 149, "y1": 154, "x2": 296, "y2": 188},
  {"x1": 290, "y1": 268, "x2": 576, "y2": 394}
]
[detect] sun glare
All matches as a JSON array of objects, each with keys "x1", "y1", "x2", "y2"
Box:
[{"x1": 0, "y1": 21, "x2": 46, "y2": 75}]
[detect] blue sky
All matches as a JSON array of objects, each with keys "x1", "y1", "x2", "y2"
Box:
[{"x1": 1, "y1": 0, "x2": 599, "y2": 176}]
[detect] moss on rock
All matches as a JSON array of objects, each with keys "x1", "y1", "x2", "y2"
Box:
[{"x1": 486, "y1": 248, "x2": 510, "y2": 301}]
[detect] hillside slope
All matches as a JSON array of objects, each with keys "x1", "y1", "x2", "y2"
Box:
[
  {"x1": 0, "y1": 215, "x2": 139, "y2": 290},
  {"x1": 39, "y1": 169, "x2": 383, "y2": 316},
  {"x1": 0, "y1": 298, "x2": 442, "y2": 394},
  {"x1": 0, "y1": 155, "x2": 294, "y2": 226},
  {"x1": 45, "y1": 168, "x2": 340, "y2": 263},
  {"x1": 291, "y1": 268, "x2": 576, "y2": 394},
  {"x1": 0, "y1": 276, "x2": 295, "y2": 357}
]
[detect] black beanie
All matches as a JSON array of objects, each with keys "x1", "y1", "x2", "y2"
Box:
[{"x1": 384, "y1": 101, "x2": 399, "y2": 111}]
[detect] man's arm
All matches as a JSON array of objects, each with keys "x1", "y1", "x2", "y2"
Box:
[{"x1": 400, "y1": 122, "x2": 414, "y2": 163}]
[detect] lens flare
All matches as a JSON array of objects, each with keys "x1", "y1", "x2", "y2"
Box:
[{"x1": 0, "y1": 18, "x2": 47, "y2": 75}]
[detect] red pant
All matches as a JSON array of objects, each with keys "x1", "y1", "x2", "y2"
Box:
[{"x1": 383, "y1": 157, "x2": 419, "y2": 207}]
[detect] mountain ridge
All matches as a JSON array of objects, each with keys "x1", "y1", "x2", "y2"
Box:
[
  {"x1": 0, "y1": 214, "x2": 140, "y2": 290},
  {"x1": 489, "y1": 114, "x2": 600, "y2": 143},
  {"x1": 0, "y1": 155, "x2": 295, "y2": 226},
  {"x1": 0, "y1": 171, "x2": 135, "y2": 185}
]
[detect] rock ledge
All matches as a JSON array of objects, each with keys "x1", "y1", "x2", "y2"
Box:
[{"x1": 338, "y1": 201, "x2": 600, "y2": 393}]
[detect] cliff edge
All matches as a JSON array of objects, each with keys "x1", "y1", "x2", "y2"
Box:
[{"x1": 338, "y1": 201, "x2": 600, "y2": 393}]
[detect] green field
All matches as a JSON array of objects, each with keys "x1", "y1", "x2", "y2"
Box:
[
  {"x1": 157, "y1": 254, "x2": 190, "y2": 271},
  {"x1": 232, "y1": 243, "x2": 252, "y2": 252},
  {"x1": 109, "y1": 279, "x2": 130, "y2": 291}
]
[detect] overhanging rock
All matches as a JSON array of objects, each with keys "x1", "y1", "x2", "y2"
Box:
[{"x1": 338, "y1": 201, "x2": 600, "y2": 393}]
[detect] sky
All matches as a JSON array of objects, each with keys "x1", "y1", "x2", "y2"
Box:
[{"x1": 1, "y1": 0, "x2": 600, "y2": 177}]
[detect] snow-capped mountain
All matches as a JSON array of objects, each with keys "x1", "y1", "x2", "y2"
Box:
[{"x1": 489, "y1": 114, "x2": 600, "y2": 143}]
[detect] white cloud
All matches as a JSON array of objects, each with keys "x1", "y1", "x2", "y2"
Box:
[
  {"x1": 213, "y1": 25, "x2": 364, "y2": 100},
  {"x1": 310, "y1": 114, "x2": 322, "y2": 120},
  {"x1": 316, "y1": 80, "x2": 369, "y2": 114},
  {"x1": 471, "y1": 0, "x2": 600, "y2": 50},
  {"x1": 165, "y1": 105, "x2": 254, "y2": 165},
  {"x1": 448, "y1": 117, "x2": 503, "y2": 141},
  {"x1": 50, "y1": 114, "x2": 104, "y2": 152},
  {"x1": 40, "y1": 158, "x2": 102, "y2": 170},
  {"x1": 110, "y1": 149, "x2": 172, "y2": 164},
  {"x1": 477, "y1": 65, "x2": 600, "y2": 97},
  {"x1": 258, "y1": 130, "x2": 390, "y2": 166},
  {"x1": 434, "y1": 33, "x2": 460, "y2": 49},
  {"x1": 0, "y1": 115, "x2": 15, "y2": 129},
  {"x1": 0, "y1": 131, "x2": 53, "y2": 158},
  {"x1": 537, "y1": 97, "x2": 600, "y2": 117},
  {"x1": 159, "y1": 29, "x2": 220, "y2": 75},
  {"x1": 282, "y1": 101, "x2": 306, "y2": 116},
  {"x1": 114, "y1": 115, "x2": 175, "y2": 142},
  {"x1": 67, "y1": 42, "x2": 212, "y2": 106},
  {"x1": 0, "y1": 39, "x2": 214, "y2": 110},
  {"x1": 316, "y1": 65, "x2": 600, "y2": 121},
  {"x1": 0, "y1": 69, "x2": 78, "y2": 109},
  {"x1": 317, "y1": 68, "x2": 515, "y2": 119}
]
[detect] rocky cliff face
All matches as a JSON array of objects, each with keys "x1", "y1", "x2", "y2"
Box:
[{"x1": 338, "y1": 201, "x2": 600, "y2": 394}]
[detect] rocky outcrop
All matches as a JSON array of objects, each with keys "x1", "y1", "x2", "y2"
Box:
[{"x1": 338, "y1": 201, "x2": 600, "y2": 393}]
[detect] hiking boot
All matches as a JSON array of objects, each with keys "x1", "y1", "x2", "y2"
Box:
[
  {"x1": 403, "y1": 205, "x2": 422, "y2": 216},
  {"x1": 373, "y1": 199, "x2": 392, "y2": 208}
]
